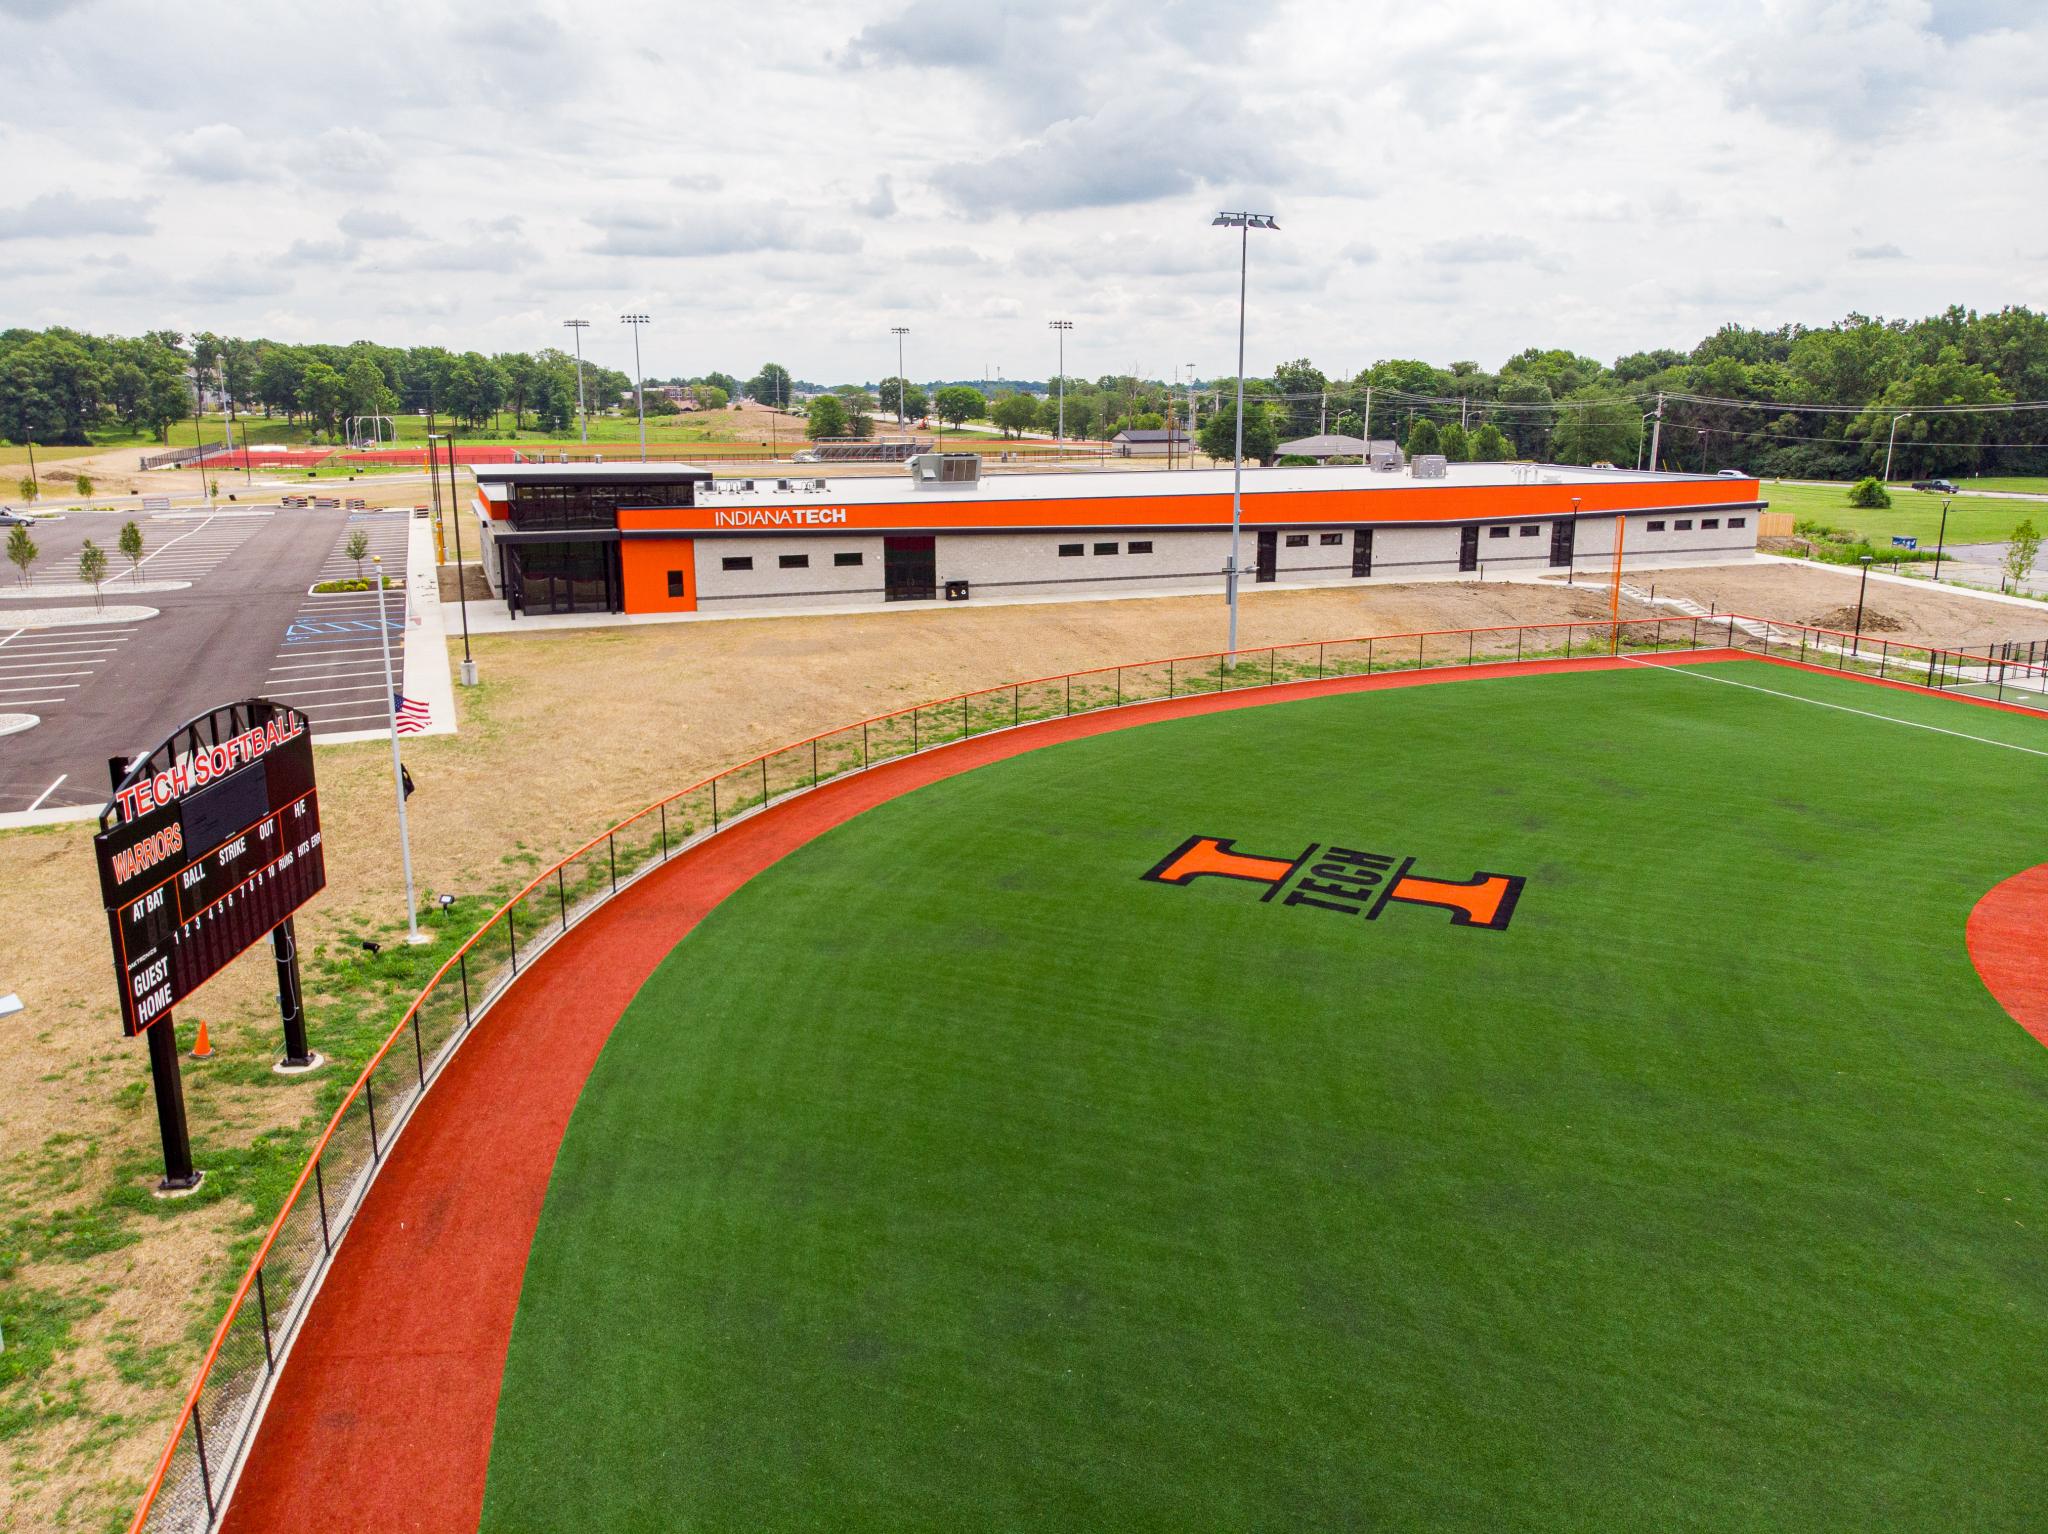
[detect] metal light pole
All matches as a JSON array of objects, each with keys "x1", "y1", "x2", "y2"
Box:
[
  {"x1": 1853, "y1": 554, "x2": 1874, "y2": 655},
  {"x1": 563, "y1": 319, "x2": 590, "y2": 443},
  {"x1": 890, "y1": 326, "x2": 909, "y2": 427},
  {"x1": 191, "y1": 357, "x2": 212, "y2": 506},
  {"x1": 1883, "y1": 411, "x2": 1912, "y2": 484},
  {"x1": 372, "y1": 555, "x2": 425, "y2": 944},
  {"x1": 1049, "y1": 320, "x2": 1073, "y2": 444},
  {"x1": 1647, "y1": 392, "x2": 1665, "y2": 472},
  {"x1": 1212, "y1": 211, "x2": 1278, "y2": 662},
  {"x1": 431, "y1": 433, "x2": 477, "y2": 685},
  {"x1": 1934, "y1": 497, "x2": 1951, "y2": 580},
  {"x1": 620, "y1": 313, "x2": 650, "y2": 461},
  {"x1": 1636, "y1": 410, "x2": 1657, "y2": 471}
]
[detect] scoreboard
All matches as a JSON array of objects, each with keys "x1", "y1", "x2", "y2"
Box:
[{"x1": 95, "y1": 705, "x2": 327, "y2": 1036}]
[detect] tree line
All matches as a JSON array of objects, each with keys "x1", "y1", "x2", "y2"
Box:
[{"x1": 7, "y1": 306, "x2": 2045, "y2": 476}]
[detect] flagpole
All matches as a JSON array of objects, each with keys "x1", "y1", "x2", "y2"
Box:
[{"x1": 373, "y1": 555, "x2": 425, "y2": 945}]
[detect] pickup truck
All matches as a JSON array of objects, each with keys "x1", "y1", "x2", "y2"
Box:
[{"x1": 1911, "y1": 478, "x2": 1959, "y2": 494}]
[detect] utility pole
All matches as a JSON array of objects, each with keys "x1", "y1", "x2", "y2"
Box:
[
  {"x1": 1648, "y1": 392, "x2": 1665, "y2": 473},
  {"x1": 620, "y1": 313, "x2": 650, "y2": 461},
  {"x1": 1187, "y1": 365, "x2": 1198, "y2": 466},
  {"x1": 1049, "y1": 320, "x2": 1072, "y2": 445},
  {"x1": 563, "y1": 319, "x2": 590, "y2": 444}
]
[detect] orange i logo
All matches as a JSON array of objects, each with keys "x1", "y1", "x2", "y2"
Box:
[{"x1": 1140, "y1": 835, "x2": 1525, "y2": 931}]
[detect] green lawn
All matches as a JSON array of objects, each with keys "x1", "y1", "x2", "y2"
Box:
[
  {"x1": 483, "y1": 661, "x2": 2048, "y2": 1533},
  {"x1": 1766, "y1": 479, "x2": 2045, "y2": 544},
  {"x1": 1956, "y1": 477, "x2": 2048, "y2": 496}
]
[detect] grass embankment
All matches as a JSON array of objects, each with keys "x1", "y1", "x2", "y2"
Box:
[
  {"x1": 486, "y1": 663, "x2": 2048, "y2": 1534},
  {"x1": 1766, "y1": 480, "x2": 2043, "y2": 545}
]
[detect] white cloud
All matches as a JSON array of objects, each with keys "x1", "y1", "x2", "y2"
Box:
[
  {"x1": 586, "y1": 203, "x2": 861, "y2": 258},
  {"x1": 294, "y1": 127, "x2": 395, "y2": 190},
  {"x1": 0, "y1": 191, "x2": 152, "y2": 240},
  {"x1": 163, "y1": 123, "x2": 258, "y2": 182},
  {"x1": 338, "y1": 208, "x2": 420, "y2": 240}
]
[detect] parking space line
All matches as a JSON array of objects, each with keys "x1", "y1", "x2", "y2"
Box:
[{"x1": 25, "y1": 774, "x2": 67, "y2": 813}]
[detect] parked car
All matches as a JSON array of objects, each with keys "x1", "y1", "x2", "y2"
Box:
[
  {"x1": 1911, "y1": 478, "x2": 1959, "y2": 494},
  {"x1": 1716, "y1": 468, "x2": 1746, "y2": 477}
]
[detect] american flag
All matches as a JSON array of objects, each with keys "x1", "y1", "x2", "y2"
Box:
[{"x1": 393, "y1": 692, "x2": 431, "y2": 735}]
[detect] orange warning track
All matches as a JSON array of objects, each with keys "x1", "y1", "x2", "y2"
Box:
[
  {"x1": 1967, "y1": 864, "x2": 2048, "y2": 1051},
  {"x1": 218, "y1": 653, "x2": 1736, "y2": 1533}
]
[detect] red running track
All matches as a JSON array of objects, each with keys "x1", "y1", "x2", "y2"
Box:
[{"x1": 220, "y1": 654, "x2": 1748, "y2": 1533}]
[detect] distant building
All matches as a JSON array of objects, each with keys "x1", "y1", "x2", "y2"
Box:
[
  {"x1": 1112, "y1": 428, "x2": 1195, "y2": 458},
  {"x1": 1277, "y1": 434, "x2": 1404, "y2": 468}
]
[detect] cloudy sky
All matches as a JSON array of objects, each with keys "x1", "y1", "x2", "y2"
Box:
[{"x1": 1, "y1": 0, "x2": 2042, "y2": 386}]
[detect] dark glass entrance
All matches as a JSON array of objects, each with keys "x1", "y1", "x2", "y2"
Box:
[
  {"x1": 1459, "y1": 525, "x2": 1480, "y2": 572},
  {"x1": 884, "y1": 535, "x2": 937, "y2": 601},
  {"x1": 507, "y1": 539, "x2": 620, "y2": 615},
  {"x1": 1255, "y1": 530, "x2": 1277, "y2": 583},
  {"x1": 1351, "y1": 528, "x2": 1373, "y2": 577},
  {"x1": 1549, "y1": 519, "x2": 1575, "y2": 568}
]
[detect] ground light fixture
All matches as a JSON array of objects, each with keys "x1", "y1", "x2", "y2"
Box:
[
  {"x1": 1049, "y1": 321, "x2": 1074, "y2": 443},
  {"x1": 563, "y1": 319, "x2": 591, "y2": 442},
  {"x1": 1853, "y1": 553, "x2": 1875, "y2": 654},
  {"x1": 1212, "y1": 212, "x2": 1279, "y2": 663},
  {"x1": 621, "y1": 314, "x2": 651, "y2": 462}
]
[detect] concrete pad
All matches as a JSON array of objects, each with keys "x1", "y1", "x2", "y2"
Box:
[
  {"x1": 2, "y1": 604, "x2": 159, "y2": 628},
  {"x1": 0, "y1": 579, "x2": 190, "y2": 599}
]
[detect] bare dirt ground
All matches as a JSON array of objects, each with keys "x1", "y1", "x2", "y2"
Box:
[
  {"x1": 4, "y1": 564, "x2": 2044, "y2": 1530},
  {"x1": 1622, "y1": 559, "x2": 2048, "y2": 651}
]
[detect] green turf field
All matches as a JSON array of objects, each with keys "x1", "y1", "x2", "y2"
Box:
[{"x1": 483, "y1": 660, "x2": 2048, "y2": 1533}]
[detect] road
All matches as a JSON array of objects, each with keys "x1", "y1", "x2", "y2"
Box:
[{"x1": 0, "y1": 506, "x2": 414, "y2": 815}]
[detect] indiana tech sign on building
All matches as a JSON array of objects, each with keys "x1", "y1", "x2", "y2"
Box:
[{"x1": 467, "y1": 457, "x2": 1764, "y2": 620}]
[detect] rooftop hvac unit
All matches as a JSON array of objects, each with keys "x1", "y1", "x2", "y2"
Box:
[
  {"x1": 907, "y1": 451, "x2": 983, "y2": 489},
  {"x1": 1412, "y1": 454, "x2": 1449, "y2": 480}
]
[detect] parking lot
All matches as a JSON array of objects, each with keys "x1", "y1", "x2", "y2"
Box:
[{"x1": 0, "y1": 504, "x2": 433, "y2": 816}]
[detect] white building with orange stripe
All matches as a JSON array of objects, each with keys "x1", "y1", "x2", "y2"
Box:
[{"x1": 468, "y1": 455, "x2": 1765, "y2": 620}]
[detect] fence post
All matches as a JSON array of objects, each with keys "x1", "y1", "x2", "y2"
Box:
[
  {"x1": 1366, "y1": 639, "x2": 1374, "y2": 675},
  {"x1": 192, "y1": 1406, "x2": 215, "y2": 1517},
  {"x1": 609, "y1": 834, "x2": 618, "y2": 893},
  {"x1": 812, "y1": 738, "x2": 820, "y2": 786},
  {"x1": 1269, "y1": 648, "x2": 1276, "y2": 685},
  {"x1": 1066, "y1": 675, "x2": 1072, "y2": 714},
  {"x1": 962, "y1": 694, "x2": 969, "y2": 738},
  {"x1": 1317, "y1": 643, "x2": 1325, "y2": 678},
  {"x1": 364, "y1": 1079, "x2": 380, "y2": 1161},
  {"x1": 1115, "y1": 670, "x2": 1122, "y2": 706},
  {"x1": 1467, "y1": 631, "x2": 1474, "y2": 666},
  {"x1": 660, "y1": 803, "x2": 668, "y2": 860},
  {"x1": 761, "y1": 756, "x2": 769, "y2": 807},
  {"x1": 507, "y1": 906, "x2": 519, "y2": 973},
  {"x1": 556, "y1": 867, "x2": 567, "y2": 932},
  {"x1": 314, "y1": 1159, "x2": 331, "y2": 1253},
  {"x1": 1013, "y1": 685, "x2": 1020, "y2": 726},
  {"x1": 255, "y1": 1265, "x2": 275, "y2": 1371},
  {"x1": 1726, "y1": 615, "x2": 1735, "y2": 647},
  {"x1": 712, "y1": 778, "x2": 720, "y2": 831},
  {"x1": 1168, "y1": 659, "x2": 1175, "y2": 697},
  {"x1": 412, "y1": 1010, "x2": 424, "y2": 1086},
  {"x1": 1417, "y1": 633, "x2": 1424, "y2": 670},
  {"x1": 863, "y1": 721, "x2": 870, "y2": 769},
  {"x1": 1878, "y1": 642, "x2": 1890, "y2": 681},
  {"x1": 459, "y1": 952, "x2": 472, "y2": 1023},
  {"x1": 912, "y1": 709, "x2": 919, "y2": 752},
  {"x1": 1691, "y1": 617, "x2": 1699, "y2": 649}
]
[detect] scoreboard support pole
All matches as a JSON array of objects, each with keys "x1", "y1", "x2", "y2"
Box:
[
  {"x1": 272, "y1": 917, "x2": 317, "y2": 1069},
  {"x1": 146, "y1": 1015, "x2": 202, "y2": 1192}
]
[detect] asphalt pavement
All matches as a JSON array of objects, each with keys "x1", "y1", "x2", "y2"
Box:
[{"x1": 0, "y1": 504, "x2": 393, "y2": 814}]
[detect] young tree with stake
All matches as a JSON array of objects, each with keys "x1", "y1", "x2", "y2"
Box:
[
  {"x1": 78, "y1": 539, "x2": 108, "y2": 610},
  {"x1": 119, "y1": 519, "x2": 144, "y2": 582},
  {"x1": 6, "y1": 524, "x2": 37, "y2": 586},
  {"x1": 2004, "y1": 519, "x2": 2042, "y2": 593},
  {"x1": 346, "y1": 528, "x2": 371, "y2": 584}
]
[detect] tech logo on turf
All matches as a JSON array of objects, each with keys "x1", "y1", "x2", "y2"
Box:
[{"x1": 1141, "y1": 835, "x2": 1525, "y2": 932}]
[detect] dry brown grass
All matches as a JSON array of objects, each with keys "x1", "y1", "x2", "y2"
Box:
[{"x1": 5, "y1": 565, "x2": 2045, "y2": 1531}]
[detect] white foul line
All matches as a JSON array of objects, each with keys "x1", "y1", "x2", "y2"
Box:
[
  {"x1": 26, "y1": 774, "x2": 67, "y2": 812},
  {"x1": 1617, "y1": 653, "x2": 2048, "y2": 759}
]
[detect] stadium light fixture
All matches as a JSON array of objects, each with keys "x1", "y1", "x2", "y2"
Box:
[
  {"x1": 891, "y1": 326, "x2": 909, "y2": 427},
  {"x1": 1211, "y1": 212, "x2": 1279, "y2": 664},
  {"x1": 563, "y1": 319, "x2": 591, "y2": 443},
  {"x1": 621, "y1": 314, "x2": 651, "y2": 462},
  {"x1": 429, "y1": 432, "x2": 476, "y2": 684},
  {"x1": 1049, "y1": 321, "x2": 1074, "y2": 445}
]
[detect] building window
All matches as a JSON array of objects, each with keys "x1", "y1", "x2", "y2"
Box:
[
  {"x1": 1647, "y1": 520, "x2": 1667, "y2": 532},
  {"x1": 1729, "y1": 517, "x2": 1747, "y2": 529},
  {"x1": 1094, "y1": 542, "x2": 1118, "y2": 555},
  {"x1": 1675, "y1": 519, "x2": 1694, "y2": 531},
  {"x1": 779, "y1": 553, "x2": 809, "y2": 569},
  {"x1": 1320, "y1": 532, "x2": 1343, "y2": 546},
  {"x1": 1489, "y1": 526, "x2": 1510, "y2": 539},
  {"x1": 834, "y1": 551, "x2": 863, "y2": 567},
  {"x1": 1059, "y1": 543, "x2": 1083, "y2": 557},
  {"x1": 1701, "y1": 517, "x2": 1720, "y2": 529},
  {"x1": 666, "y1": 570, "x2": 684, "y2": 597},
  {"x1": 1285, "y1": 533, "x2": 1308, "y2": 547},
  {"x1": 1519, "y1": 524, "x2": 1539, "y2": 537},
  {"x1": 1128, "y1": 540, "x2": 1153, "y2": 554},
  {"x1": 722, "y1": 556, "x2": 753, "y2": 571}
]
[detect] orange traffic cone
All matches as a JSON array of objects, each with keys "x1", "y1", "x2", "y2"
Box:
[{"x1": 190, "y1": 1019, "x2": 213, "y2": 1060}]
